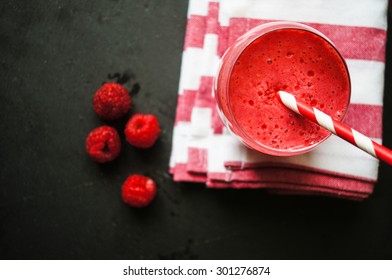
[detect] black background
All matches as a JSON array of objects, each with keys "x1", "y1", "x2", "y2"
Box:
[{"x1": 1, "y1": 0, "x2": 392, "y2": 259}]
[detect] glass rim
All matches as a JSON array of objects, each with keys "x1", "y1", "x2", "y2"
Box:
[{"x1": 219, "y1": 21, "x2": 351, "y2": 156}]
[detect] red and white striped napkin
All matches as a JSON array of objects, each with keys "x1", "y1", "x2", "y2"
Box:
[{"x1": 169, "y1": 0, "x2": 388, "y2": 200}]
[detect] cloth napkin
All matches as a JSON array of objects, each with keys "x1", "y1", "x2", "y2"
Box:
[{"x1": 169, "y1": 0, "x2": 388, "y2": 200}]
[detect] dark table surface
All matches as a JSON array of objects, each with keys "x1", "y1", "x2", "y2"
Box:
[{"x1": 1, "y1": 0, "x2": 392, "y2": 260}]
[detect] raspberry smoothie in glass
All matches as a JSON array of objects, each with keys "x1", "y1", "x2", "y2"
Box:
[{"x1": 215, "y1": 22, "x2": 351, "y2": 156}]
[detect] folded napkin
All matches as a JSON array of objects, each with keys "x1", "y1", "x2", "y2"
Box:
[{"x1": 170, "y1": 0, "x2": 388, "y2": 200}]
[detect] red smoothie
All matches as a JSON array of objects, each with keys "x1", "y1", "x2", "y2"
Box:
[{"x1": 215, "y1": 22, "x2": 350, "y2": 155}]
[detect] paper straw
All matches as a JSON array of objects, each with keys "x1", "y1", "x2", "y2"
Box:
[{"x1": 278, "y1": 91, "x2": 392, "y2": 165}]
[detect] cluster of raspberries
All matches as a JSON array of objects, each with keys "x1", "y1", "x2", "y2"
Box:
[{"x1": 85, "y1": 83, "x2": 159, "y2": 207}]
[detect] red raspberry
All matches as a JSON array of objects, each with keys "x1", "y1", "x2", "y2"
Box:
[
  {"x1": 93, "y1": 83, "x2": 131, "y2": 120},
  {"x1": 121, "y1": 175, "x2": 157, "y2": 207},
  {"x1": 124, "y1": 114, "x2": 161, "y2": 148},
  {"x1": 86, "y1": 126, "x2": 121, "y2": 163}
]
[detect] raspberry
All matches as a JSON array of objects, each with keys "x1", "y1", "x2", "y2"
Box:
[
  {"x1": 86, "y1": 126, "x2": 121, "y2": 163},
  {"x1": 125, "y1": 114, "x2": 161, "y2": 148},
  {"x1": 93, "y1": 83, "x2": 131, "y2": 120},
  {"x1": 121, "y1": 175, "x2": 157, "y2": 207}
]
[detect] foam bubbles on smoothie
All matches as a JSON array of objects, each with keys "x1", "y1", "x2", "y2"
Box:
[
  {"x1": 228, "y1": 29, "x2": 349, "y2": 152},
  {"x1": 286, "y1": 51, "x2": 294, "y2": 58}
]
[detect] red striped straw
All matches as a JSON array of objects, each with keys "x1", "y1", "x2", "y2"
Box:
[{"x1": 278, "y1": 91, "x2": 392, "y2": 165}]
